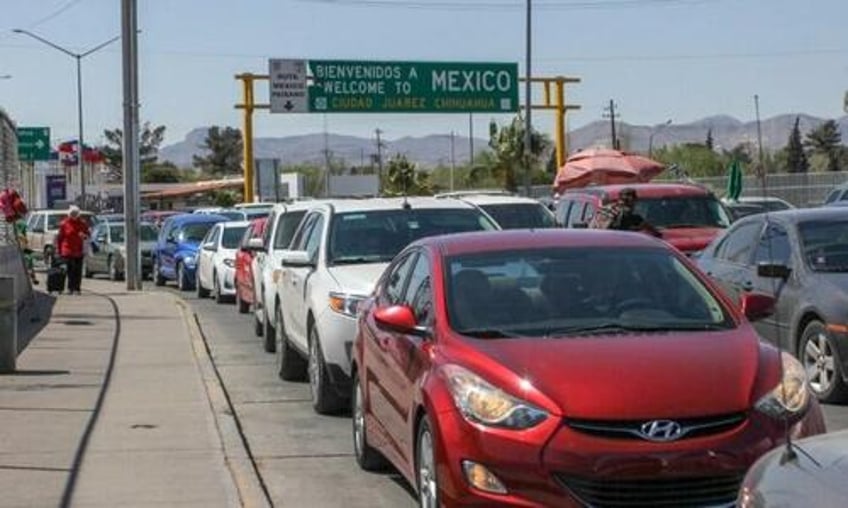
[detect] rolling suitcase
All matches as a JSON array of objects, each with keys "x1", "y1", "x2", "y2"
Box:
[{"x1": 47, "y1": 262, "x2": 66, "y2": 294}]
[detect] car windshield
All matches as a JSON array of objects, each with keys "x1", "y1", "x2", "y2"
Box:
[
  {"x1": 222, "y1": 226, "x2": 248, "y2": 249},
  {"x1": 634, "y1": 196, "x2": 731, "y2": 229},
  {"x1": 218, "y1": 211, "x2": 246, "y2": 221},
  {"x1": 245, "y1": 209, "x2": 270, "y2": 220},
  {"x1": 446, "y1": 247, "x2": 732, "y2": 338},
  {"x1": 329, "y1": 208, "x2": 495, "y2": 264},
  {"x1": 799, "y1": 220, "x2": 848, "y2": 272},
  {"x1": 140, "y1": 224, "x2": 158, "y2": 242},
  {"x1": 274, "y1": 211, "x2": 307, "y2": 249},
  {"x1": 479, "y1": 203, "x2": 555, "y2": 230},
  {"x1": 180, "y1": 222, "x2": 216, "y2": 242}
]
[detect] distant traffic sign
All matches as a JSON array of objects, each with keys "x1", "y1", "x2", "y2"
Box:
[
  {"x1": 269, "y1": 59, "x2": 308, "y2": 113},
  {"x1": 268, "y1": 59, "x2": 518, "y2": 114},
  {"x1": 17, "y1": 127, "x2": 50, "y2": 161}
]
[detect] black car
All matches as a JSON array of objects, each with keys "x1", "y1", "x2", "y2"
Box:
[{"x1": 698, "y1": 208, "x2": 848, "y2": 403}]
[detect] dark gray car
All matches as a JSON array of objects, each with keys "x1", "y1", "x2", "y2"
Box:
[
  {"x1": 698, "y1": 208, "x2": 848, "y2": 403},
  {"x1": 85, "y1": 222, "x2": 159, "y2": 280}
]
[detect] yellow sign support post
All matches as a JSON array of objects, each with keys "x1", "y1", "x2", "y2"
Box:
[{"x1": 235, "y1": 73, "x2": 579, "y2": 201}]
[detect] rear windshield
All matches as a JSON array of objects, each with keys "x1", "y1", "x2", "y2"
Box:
[
  {"x1": 328, "y1": 208, "x2": 495, "y2": 264},
  {"x1": 634, "y1": 196, "x2": 731, "y2": 229},
  {"x1": 799, "y1": 220, "x2": 848, "y2": 272},
  {"x1": 179, "y1": 223, "x2": 216, "y2": 243},
  {"x1": 222, "y1": 226, "x2": 248, "y2": 249},
  {"x1": 479, "y1": 203, "x2": 555, "y2": 230}
]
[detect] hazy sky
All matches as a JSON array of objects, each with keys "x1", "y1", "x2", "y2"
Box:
[{"x1": 1, "y1": 0, "x2": 846, "y2": 147}]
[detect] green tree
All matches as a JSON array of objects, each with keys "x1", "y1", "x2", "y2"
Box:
[
  {"x1": 210, "y1": 190, "x2": 239, "y2": 208},
  {"x1": 100, "y1": 122, "x2": 167, "y2": 177},
  {"x1": 784, "y1": 116, "x2": 809, "y2": 173},
  {"x1": 487, "y1": 116, "x2": 550, "y2": 192},
  {"x1": 193, "y1": 126, "x2": 243, "y2": 176},
  {"x1": 653, "y1": 144, "x2": 726, "y2": 178},
  {"x1": 705, "y1": 129, "x2": 714, "y2": 151},
  {"x1": 805, "y1": 120, "x2": 842, "y2": 172},
  {"x1": 142, "y1": 161, "x2": 184, "y2": 183},
  {"x1": 383, "y1": 154, "x2": 431, "y2": 196}
]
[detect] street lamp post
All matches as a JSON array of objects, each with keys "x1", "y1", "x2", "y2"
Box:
[
  {"x1": 13, "y1": 29, "x2": 120, "y2": 205},
  {"x1": 523, "y1": 0, "x2": 533, "y2": 196},
  {"x1": 648, "y1": 119, "x2": 672, "y2": 158}
]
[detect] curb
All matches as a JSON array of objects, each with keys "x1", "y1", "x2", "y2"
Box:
[{"x1": 176, "y1": 297, "x2": 272, "y2": 508}]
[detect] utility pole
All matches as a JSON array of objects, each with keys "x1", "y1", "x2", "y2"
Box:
[
  {"x1": 375, "y1": 128, "x2": 385, "y2": 195},
  {"x1": 450, "y1": 131, "x2": 456, "y2": 192},
  {"x1": 323, "y1": 114, "x2": 331, "y2": 197},
  {"x1": 121, "y1": 0, "x2": 141, "y2": 290},
  {"x1": 754, "y1": 94, "x2": 766, "y2": 187},
  {"x1": 523, "y1": 0, "x2": 533, "y2": 196},
  {"x1": 603, "y1": 99, "x2": 620, "y2": 150}
]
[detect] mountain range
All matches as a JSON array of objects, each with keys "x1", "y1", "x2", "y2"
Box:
[{"x1": 159, "y1": 114, "x2": 848, "y2": 169}]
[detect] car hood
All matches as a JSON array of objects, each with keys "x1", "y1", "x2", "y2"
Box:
[
  {"x1": 660, "y1": 227, "x2": 723, "y2": 253},
  {"x1": 326, "y1": 263, "x2": 390, "y2": 295},
  {"x1": 469, "y1": 329, "x2": 761, "y2": 419}
]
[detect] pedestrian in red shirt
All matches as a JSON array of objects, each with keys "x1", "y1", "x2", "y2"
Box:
[{"x1": 55, "y1": 205, "x2": 90, "y2": 294}]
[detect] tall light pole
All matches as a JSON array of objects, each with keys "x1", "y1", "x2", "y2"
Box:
[
  {"x1": 13, "y1": 29, "x2": 120, "y2": 205},
  {"x1": 523, "y1": 0, "x2": 533, "y2": 196},
  {"x1": 648, "y1": 119, "x2": 672, "y2": 158},
  {"x1": 122, "y1": 0, "x2": 141, "y2": 290}
]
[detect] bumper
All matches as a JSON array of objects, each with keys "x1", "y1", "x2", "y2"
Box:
[
  {"x1": 315, "y1": 307, "x2": 356, "y2": 399},
  {"x1": 430, "y1": 401, "x2": 826, "y2": 507}
]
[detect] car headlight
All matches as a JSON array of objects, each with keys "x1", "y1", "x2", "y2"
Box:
[
  {"x1": 223, "y1": 258, "x2": 235, "y2": 268},
  {"x1": 328, "y1": 292, "x2": 367, "y2": 317},
  {"x1": 183, "y1": 254, "x2": 196, "y2": 266},
  {"x1": 443, "y1": 364, "x2": 548, "y2": 429},
  {"x1": 755, "y1": 352, "x2": 809, "y2": 419}
]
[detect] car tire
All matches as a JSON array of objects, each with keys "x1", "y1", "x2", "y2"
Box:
[
  {"x1": 308, "y1": 327, "x2": 344, "y2": 415},
  {"x1": 263, "y1": 309, "x2": 276, "y2": 353},
  {"x1": 177, "y1": 263, "x2": 192, "y2": 291},
  {"x1": 83, "y1": 258, "x2": 93, "y2": 278},
  {"x1": 214, "y1": 272, "x2": 226, "y2": 304},
  {"x1": 108, "y1": 256, "x2": 121, "y2": 281},
  {"x1": 196, "y1": 270, "x2": 210, "y2": 298},
  {"x1": 416, "y1": 415, "x2": 439, "y2": 508},
  {"x1": 237, "y1": 289, "x2": 250, "y2": 314},
  {"x1": 254, "y1": 311, "x2": 264, "y2": 337},
  {"x1": 800, "y1": 320, "x2": 848, "y2": 403},
  {"x1": 352, "y1": 372, "x2": 388, "y2": 471},
  {"x1": 276, "y1": 304, "x2": 306, "y2": 381},
  {"x1": 153, "y1": 258, "x2": 165, "y2": 287}
]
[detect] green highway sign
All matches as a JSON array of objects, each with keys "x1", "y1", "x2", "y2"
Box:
[
  {"x1": 17, "y1": 127, "x2": 50, "y2": 161},
  {"x1": 305, "y1": 60, "x2": 518, "y2": 114}
]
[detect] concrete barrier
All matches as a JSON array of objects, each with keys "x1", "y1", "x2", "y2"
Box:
[{"x1": 0, "y1": 245, "x2": 32, "y2": 311}]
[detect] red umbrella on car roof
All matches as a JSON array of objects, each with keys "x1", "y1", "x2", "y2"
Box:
[{"x1": 552, "y1": 148, "x2": 665, "y2": 193}]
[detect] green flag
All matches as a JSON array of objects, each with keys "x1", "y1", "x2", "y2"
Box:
[{"x1": 726, "y1": 160, "x2": 743, "y2": 201}]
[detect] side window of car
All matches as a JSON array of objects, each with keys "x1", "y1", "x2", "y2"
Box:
[
  {"x1": 568, "y1": 202, "x2": 588, "y2": 227},
  {"x1": 716, "y1": 222, "x2": 762, "y2": 264},
  {"x1": 753, "y1": 223, "x2": 791, "y2": 266},
  {"x1": 262, "y1": 211, "x2": 276, "y2": 247},
  {"x1": 291, "y1": 213, "x2": 318, "y2": 251},
  {"x1": 303, "y1": 215, "x2": 325, "y2": 262},
  {"x1": 383, "y1": 253, "x2": 417, "y2": 305},
  {"x1": 33, "y1": 214, "x2": 44, "y2": 232},
  {"x1": 582, "y1": 203, "x2": 597, "y2": 222},
  {"x1": 825, "y1": 190, "x2": 839, "y2": 204},
  {"x1": 555, "y1": 200, "x2": 573, "y2": 226},
  {"x1": 403, "y1": 254, "x2": 433, "y2": 325}
]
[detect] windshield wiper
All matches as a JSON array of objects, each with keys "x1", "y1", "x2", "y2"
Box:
[
  {"x1": 662, "y1": 223, "x2": 711, "y2": 229},
  {"x1": 546, "y1": 322, "x2": 725, "y2": 337},
  {"x1": 456, "y1": 328, "x2": 520, "y2": 339},
  {"x1": 331, "y1": 256, "x2": 390, "y2": 265}
]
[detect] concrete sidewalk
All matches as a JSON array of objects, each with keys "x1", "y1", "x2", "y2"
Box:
[{"x1": 0, "y1": 278, "x2": 262, "y2": 507}]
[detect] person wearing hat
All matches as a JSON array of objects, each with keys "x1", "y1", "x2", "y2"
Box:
[{"x1": 55, "y1": 205, "x2": 90, "y2": 294}]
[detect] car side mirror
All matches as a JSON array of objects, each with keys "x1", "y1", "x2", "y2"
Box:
[
  {"x1": 202, "y1": 242, "x2": 217, "y2": 252},
  {"x1": 280, "y1": 250, "x2": 315, "y2": 268},
  {"x1": 757, "y1": 262, "x2": 791, "y2": 280},
  {"x1": 243, "y1": 237, "x2": 264, "y2": 252},
  {"x1": 373, "y1": 305, "x2": 430, "y2": 337},
  {"x1": 741, "y1": 292, "x2": 775, "y2": 322}
]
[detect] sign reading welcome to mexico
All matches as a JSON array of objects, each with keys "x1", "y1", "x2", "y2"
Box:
[{"x1": 269, "y1": 59, "x2": 518, "y2": 114}]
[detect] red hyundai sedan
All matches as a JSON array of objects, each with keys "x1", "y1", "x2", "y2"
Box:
[{"x1": 351, "y1": 229, "x2": 825, "y2": 508}]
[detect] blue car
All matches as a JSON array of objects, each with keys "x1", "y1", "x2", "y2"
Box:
[{"x1": 152, "y1": 213, "x2": 227, "y2": 291}]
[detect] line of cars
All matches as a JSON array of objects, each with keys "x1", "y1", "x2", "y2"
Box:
[{"x1": 136, "y1": 188, "x2": 844, "y2": 506}]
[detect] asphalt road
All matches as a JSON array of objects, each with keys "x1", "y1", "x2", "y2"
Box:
[
  {"x1": 171, "y1": 287, "x2": 416, "y2": 508},
  {"x1": 157, "y1": 283, "x2": 848, "y2": 507}
]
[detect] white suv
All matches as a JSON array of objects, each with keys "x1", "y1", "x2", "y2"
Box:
[
  {"x1": 272, "y1": 197, "x2": 498, "y2": 414},
  {"x1": 253, "y1": 200, "x2": 331, "y2": 351},
  {"x1": 437, "y1": 191, "x2": 556, "y2": 230}
]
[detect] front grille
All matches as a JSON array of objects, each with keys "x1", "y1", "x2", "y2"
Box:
[
  {"x1": 566, "y1": 412, "x2": 746, "y2": 441},
  {"x1": 555, "y1": 473, "x2": 742, "y2": 508}
]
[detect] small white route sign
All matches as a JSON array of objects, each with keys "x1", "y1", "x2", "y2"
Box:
[{"x1": 269, "y1": 59, "x2": 308, "y2": 113}]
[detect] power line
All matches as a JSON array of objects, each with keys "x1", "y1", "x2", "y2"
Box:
[{"x1": 295, "y1": 0, "x2": 720, "y2": 11}]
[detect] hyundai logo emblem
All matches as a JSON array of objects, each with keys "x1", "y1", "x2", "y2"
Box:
[{"x1": 639, "y1": 420, "x2": 684, "y2": 442}]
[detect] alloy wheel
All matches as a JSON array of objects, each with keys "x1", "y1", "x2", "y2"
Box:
[
  {"x1": 804, "y1": 332, "x2": 836, "y2": 394},
  {"x1": 417, "y1": 424, "x2": 438, "y2": 508},
  {"x1": 353, "y1": 380, "x2": 365, "y2": 459}
]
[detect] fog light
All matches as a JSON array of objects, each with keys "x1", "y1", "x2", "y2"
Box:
[{"x1": 462, "y1": 460, "x2": 507, "y2": 495}]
